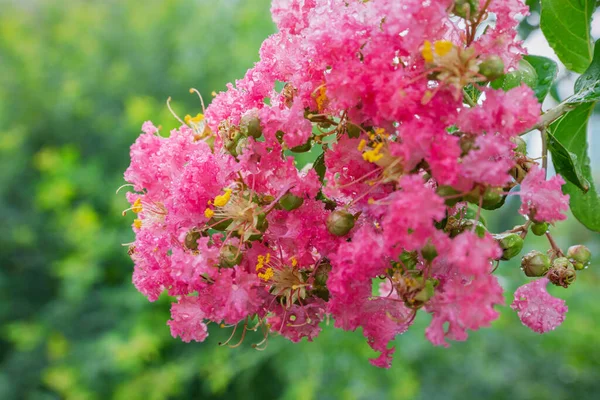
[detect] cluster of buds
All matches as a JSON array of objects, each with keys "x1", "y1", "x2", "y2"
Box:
[{"x1": 122, "y1": 0, "x2": 592, "y2": 368}]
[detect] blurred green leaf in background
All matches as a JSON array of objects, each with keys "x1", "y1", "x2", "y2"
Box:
[{"x1": 1, "y1": 0, "x2": 599, "y2": 399}]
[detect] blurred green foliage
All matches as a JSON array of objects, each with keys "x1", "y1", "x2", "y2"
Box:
[{"x1": 0, "y1": 0, "x2": 599, "y2": 399}]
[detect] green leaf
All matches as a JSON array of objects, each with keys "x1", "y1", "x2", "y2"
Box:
[
  {"x1": 540, "y1": 0, "x2": 595, "y2": 73},
  {"x1": 547, "y1": 131, "x2": 590, "y2": 192},
  {"x1": 522, "y1": 55, "x2": 558, "y2": 103},
  {"x1": 568, "y1": 39, "x2": 600, "y2": 104},
  {"x1": 549, "y1": 102, "x2": 600, "y2": 232},
  {"x1": 313, "y1": 152, "x2": 326, "y2": 183}
]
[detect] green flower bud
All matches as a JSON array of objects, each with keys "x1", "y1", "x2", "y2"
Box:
[
  {"x1": 494, "y1": 233, "x2": 524, "y2": 260},
  {"x1": 453, "y1": 0, "x2": 478, "y2": 19},
  {"x1": 422, "y1": 242, "x2": 438, "y2": 262},
  {"x1": 326, "y1": 210, "x2": 355, "y2": 236},
  {"x1": 275, "y1": 130, "x2": 285, "y2": 144},
  {"x1": 521, "y1": 250, "x2": 551, "y2": 277},
  {"x1": 491, "y1": 59, "x2": 538, "y2": 91},
  {"x1": 552, "y1": 257, "x2": 571, "y2": 270},
  {"x1": 184, "y1": 229, "x2": 201, "y2": 250},
  {"x1": 279, "y1": 193, "x2": 305, "y2": 211},
  {"x1": 531, "y1": 222, "x2": 548, "y2": 236},
  {"x1": 465, "y1": 187, "x2": 504, "y2": 210},
  {"x1": 219, "y1": 245, "x2": 242, "y2": 268},
  {"x1": 239, "y1": 114, "x2": 262, "y2": 139},
  {"x1": 479, "y1": 55, "x2": 505, "y2": 81},
  {"x1": 566, "y1": 245, "x2": 591, "y2": 269}
]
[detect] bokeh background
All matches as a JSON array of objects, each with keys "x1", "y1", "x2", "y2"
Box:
[{"x1": 1, "y1": 0, "x2": 599, "y2": 399}]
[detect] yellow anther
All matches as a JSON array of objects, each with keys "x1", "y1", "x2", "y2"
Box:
[
  {"x1": 256, "y1": 254, "x2": 265, "y2": 271},
  {"x1": 368, "y1": 198, "x2": 375, "y2": 205},
  {"x1": 362, "y1": 142, "x2": 384, "y2": 163},
  {"x1": 133, "y1": 219, "x2": 142, "y2": 229},
  {"x1": 290, "y1": 256, "x2": 298, "y2": 267},
  {"x1": 184, "y1": 113, "x2": 204, "y2": 125},
  {"x1": 211, "y1": 91, "x2": 217, "y2": 97},
  {"x1": 357, "y1": 139, "x2": 367, "y2": 152},
  {"x1": 258, "y1": 267, "x2": 274, "y2": 281},
  {"x1": 265, "y1": 253, "x2": 271, "y2": 264},
  {"x1": 213, "y1": 188, "x2": 232, "y2": 207},
  {"x1": 421, "y1": 40, "x2": 434, "y2": 63},
  {"x1": 434, "y1": 40, "x2": 453, "y2": 57},
  {"x1": 132, "y1": 198, "x2": 143, "y2": 213},
  {"x1": 204, "y1": 208, "x2": 215, "y2": 219}
]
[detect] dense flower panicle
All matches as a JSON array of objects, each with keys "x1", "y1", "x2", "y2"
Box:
[
  {"x1": 519, "y1": 164, "x2": 570, "y2": 223},
  {"x1": 122, "y1": 0, "x2": 581, "y2": 368},
  {"x1": 511, "y1": 278, "x2": 568, "y2": 333}
]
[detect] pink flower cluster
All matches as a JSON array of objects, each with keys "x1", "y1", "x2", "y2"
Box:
[{"x1": 123, "y1": 0, "x2": 574, "y2": 368}]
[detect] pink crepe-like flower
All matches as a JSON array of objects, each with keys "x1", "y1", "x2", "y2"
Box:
[
  {"x1": 461, "y1": 135, "x2": 516, "y2": 187},
  {"x1": 168, "y1": 296, "x2": 209, "y2": 343},
  {"x1": 458, "y1": 85, "x2": 540, "y2": 137},
  {"x1": 381, "y1": 175, "x2": 446, "y2": 252},
  {"x1": 519, "y1": 164, "x2": 570, "y2": 223},
  {"x1": 511, "y1": 278, "x2": 568, "y2": 333},
  {"x1": 425, "y1": 274, "x2": 504, "y2": 347}
]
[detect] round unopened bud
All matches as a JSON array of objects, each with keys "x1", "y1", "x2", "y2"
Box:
[
  {"x1": 566, "y1": 245, "x2": 591, "y2": 270},
  {"x1": 511, "y1": 136, "x2": 527, "y2": 156},
  {"x1": 494, "y1": 233, "x2": 524, "y2": 260},
  {"x1": 479, "y1": 56, "x2": 505, "y2": 81},
  {"x1": 521, "y1": 250, "x2": 551, "y2": 277},
  {"x1": 219, "y1": 245, "x2": 242, "y2": 268},
  {"x1": 279, "y1": 193, "x2": 304, "y2": 211},
  {"x1": 531, "y1": 222, "x2": 549, "y2": 236},
  {"x1": 239, "y1": 114, "x2": 262, "y2": 139},
  {"x1": 492, "y1": 59, "x2": 538, "y2": 91},
  {"x1": 466, "y1": 187, "x2": 504, "y2": 210},
  {"x1": 422, "y1": 242, "x2": 438, "y2": 262},
  {"x1": 326, "y1": 210, "x2": 355, "y2": 236},
  {"x1": 548, "y1": 265, "x2": 576, "y2": 288},
  {"x1": 453, "y1": 0, "x2": 478, "y2": 19},
  {"x1": 185, "y1": 229, "x2": 201, "y2": 250},
  {"x1": 552, "y1": 257, "x2": 571, "y2": 270}
]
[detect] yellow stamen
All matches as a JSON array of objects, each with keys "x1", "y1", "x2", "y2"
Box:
[
  {"x1": 265, "y1": 252, "x2": 271, "y2": 264},
  {"x1": 204, "y1": 208, "x2": 215, "y2": 219},
  {"x1": 211, "y1": 91, "x2": 217, "y2": 97},
  {"x1": 213, "y1": 188, "x2": 232, "y2": 207},
  {"x1": 362, "y1": 142, "x2": 384, "y2": 163},
  {"x1": 184, "y1": 113, "x2": 204, "y2": 125},
  {"x1": 133, "y1": 219, "x2": 142, "y2": 229},
  {"x1": 434, "y1": 40, "x2": 453, "y2": 57},
  {"x1": 132, "y1": 198, "x2": 143, "y2": 213},
  {"x1": 258, "y1": 267, "x2": 274, "y2": 281},
  {"x1": 357, "y1": 139, "x2": 367, "y2": 152},
  {"x1": 421, "y1": 40, "x2": 433, "y2": 63},
  {"x1": 291, "y1": 256, "x2": 298, "y2": 267}
]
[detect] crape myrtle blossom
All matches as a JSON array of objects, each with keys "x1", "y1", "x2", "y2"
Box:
[{"x1": 122, "y1": 0, "x2": 587, "y2": 368}]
